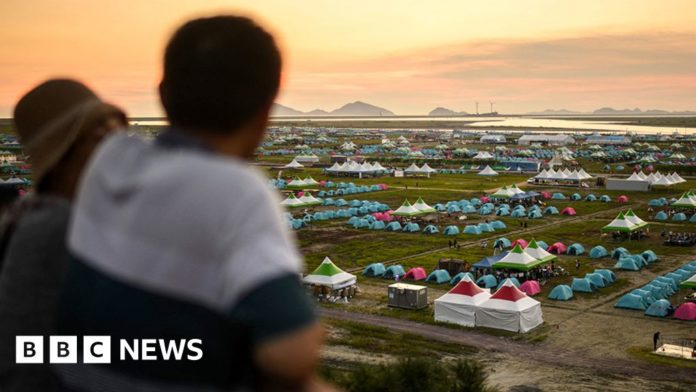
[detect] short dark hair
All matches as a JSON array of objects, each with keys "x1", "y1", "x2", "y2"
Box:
[{"x1": 160, "y1": 16, "x2": 281, "y2": 132}]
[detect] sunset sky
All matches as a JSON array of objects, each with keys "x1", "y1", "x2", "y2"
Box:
[{"x1": 2, "y1": 0, "x2": 696, "y2": 116}]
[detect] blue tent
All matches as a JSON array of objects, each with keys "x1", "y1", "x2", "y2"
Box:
[
  {"x1": 496, "y1": 277, "x2": 520, "y2": 289},
  {"x1": 615, "y1": 257, "x2": 640, "y2": 271},
  {"x1": 463, "y1": 225, "x2": 482, "y2": 235},
  {"x1": 403, "y1": 223, "x2": 420, "y2": 233},
  {"x1": 479, "y1": 207, "x2": 493, "y2": 215},
  {"x1": 672, "y1": 212, "x2": 687, "y2": 221},
  {"x1": 493, "y1": 237, "x2": 511, "y2": 249},
  {"x1": 476, "y1": 274, "x2": 497, "y2": 288},
  {"x1": 548, "y1": 285, "x2": 573, "y2": 301},
  {"x1": 630, "y1": 254, "x2": 647, "y2": 268},
  {"x1": 347, "y1": 216, "x2": 360, "y2": 226},
  {"x1": 544, "y1": 206, "x2": 559, "y2": 215},
  {"x1": 585, "y1": 273, "x2": 607, "y2": 288},
  {"x1": 473, "y1": 252, "x2": 508, "y2": 270},
  {"x1": 363, "y1": 263, "x2": 386, "y2": 277},
  {"x1": 528, "y1": 210, "x2": 543, "y2": 219},
  {"x1": 478, "y1": 223, "x2": 494, "y2": 233},
  {"x1": 641, "y1": 250, "x2": 658, "y2": 263},
  {"x1": 571, "y1": 277, "x2": 595, "y2": 293},
  {"x1": 611, "y1": 247, "x2": 629, "y2": 260},
  {"x1": 447, "y1": 205, "x2": 462, "y2": 213},
  {"x1": 590, "y1": 245, "x2": 609, "y2": 258},
  {"x1": 600, "y1": 195, "x2": 611, "y2": 202},
  {"x1": 535, "y1": 240, "x2": 549, "y2": 250},
  {"x1": 585, "y1": 194, "x2": 597, "y2": 202},
  {"x1": 426, "y1": 269, "x2": 452, "y2": 284},
  {"x1": 370, "y1": 220, "x2": 386, "y2": 230},
  {"x1": 690, "y1": 214, "x2": 696, "y2": 223},
  {"x1": 511, "y1": 210, "x2": 525, "y2": 218},
  {"x1": 490, "y1": 220, "x2": 507, "y2": 230},
  {"x1": 615, "y1": 293, "x2": 647, "y2": 310},
  {"x1": 631, "y1": 289, "x2": 656, "y2": 305},
  {"x1": 567, "y1": 243, "x2": 585, "y2": 255},
  {"x1": 654, "y1": 276, "x2": 678, "y2": 291},
  {"x1": 664, "y1": 272, "x2": 685, "y2": 284},
  {"x1": 571, "y1": 193, "x2": 582, "y2": 201},
  {"x1": 496, "y1": 208, "x2": 510, "y2": 216},
  {"x1": 449, "y1": 272, "x2": 475, "y2": 285},
  {"x1": 385, "y1": 221, "x2": 402, "y2": 231},
  {"x1": 648, "y1": 199, "x2": 664, "y2": 207},
  {"x1": 654, "y1": 211, "x2": 668, "y2": 221},
  {"x1": 423, "y1": 224, "x2": 439, "y2": 234},
  {"x1": 383, "y1": 265, "x2": 406, "y2": 279},
  {"x1": 594, "y1": 269, "x2": 616, "y2": 283},
  {"x1": 443, "y1": 225, "x2": 460, "y2": 235},
  {"x1": 645, "y1": 299, "x2": 671, "y2": 318},
  {"x1": 552, "y1": 193, "x2": 566, "y2": 200}
]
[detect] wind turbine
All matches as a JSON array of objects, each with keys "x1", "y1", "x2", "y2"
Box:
[
  {"x1": 490, "y1": 101, "x2": 495, "y2": 114},
  {"x1": 475, "y1": 101, "x2": 479, "y2": 115}
]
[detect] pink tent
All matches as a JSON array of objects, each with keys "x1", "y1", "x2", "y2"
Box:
[
  {"x1": 319, "y1": 180, "x2": 327, "y2": 186},
  {"x1": 378, "y1": 183, "x2": 389, "y2": 190},
  {"x1": 540, "y1": 191, "x2": 551, "y2": 199},
  {"x1": 633, "y1": 165, "x2": 641, "y2": 172},
  {"x1": 480, "y1": 196, "x2": 491, "y2": 203},
  {"x1": 617, "y1": 195, "x2": 629, "y2": 203},
  {"x1": 519, "y1": 280, "x2": 541, "y2": 296},
  {"x1": 547, "y1": 242, "x2": 567, "y2": 254},
  {"x1": 403, "y1": 267, "x2": 427, "y2": 281},
  {"x1": 296, "y1": 191, "x2": 305, "y2": 197},
  {"x1": 561, "y1": 207, "x2": 576, "y2": 216},
  {"x1": 674, "y1": 302, "x2": 696, "y2": 321},
  {"x1": 510, "y1": 239, "x2": 528, "y2": 248},
  {"x1": 645, "y1": 165, "x2": 654, "y2": 173}
]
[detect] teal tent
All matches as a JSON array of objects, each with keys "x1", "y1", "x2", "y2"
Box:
[
  {"x1": 594, "y1": 269, "x2": 616, "y2": 283},
  {"x1": 645, "y1": 299, "x2": 671, "y2": 317},
  {"x1": 611, "y1": 247, "x2": 629, "y2": 260},
  {"x1": 631, "y1": 289, "x2": 656, "y2": 305},
  {"x1": 402, "y1": 223, "x2": 420, "y2": 233},
  {"x1": 383, "y1": 265, "x2": 406, "y2": 279},
  {"x1": 463, "y1": 225, "x2": 482, "y2": 235},
  {"x1": 571, "y1": 193, "x2": 582, "y2": 201},
  {"x1": 585, "y1": 273, "x2": 607, "y2": 288},
  {"x1": 443, "y1": 225, "x2": 460, "y2": 235},
  {"x1": 363, "y1": 263, "x2": 386, "y2": 277},
  {"x1": 423, "y1": 224, "x2": 439, "y2": 234},
  {"x1": 571, "y1": 277, "x2": 595, "y2": 293},
  {"x1": 648, "y1": 199, "x2": 664, "y2": 206},
  {"x1": 641, "y1": 250, "x2": 658, "y2": 263},
  {"x1": 590, "y1": 245, "x2": 609, "y2": 258},
  {"x1": 476, "y1": 274, "x2": 497, "y2": 288},
  {"x1": 490, "y1": 220, "x2": 507, "y2": 230},
  {"x1": 426, "y1": 269, "x2": 452, "y2": 284},
  {"x1": 654, "y1": 276, "x2": 678, "y2": 291},
  {"x1": 690, "y1": 214, "x2": 696, "y2": 223},
  {"x1": 552, "y1": 193, "x2": 566, "y2": 200},
  {"x1": 370, "y1": 221, "x2": 386, "y2": 230},
  {"x1": 672, "y1": 212, "x2": 687, "y2": 221},
  {"x1": 615, "y1": 257, "x2": 640, "y2": 271},
  {"x1": 449, "y1": 272, "x2": 475, "y2": 285},
  {"x1": 548, "y1": 284, "x2": 573, "y2": 301},
  {"x1": 615, "y1": 293, "x2": 647, "y2": 310},
  {"x1": 600, "y1": 195, "x2": 611, "y2": 202},
  {"x1": 567, "y1": 243, "x2": 585, "y2": 256},
  {"x1": 386, "y1": 221, "x2": 402, "y2": 231},
  {"x1": 493, "y1": 237, "x2": 511, "y2": 249},
  {"x1": 528, "y1": 210, "x2": 543, "y2": 219},
  {"x1": 478, "y1": 223, "x2": 494, "y2": 232},
  {"x1": 544, "y1": 206, "x2": 559, "y2": 215},
  {"x1": 511, "y1": 210, "x2": 525, "y2": 218},
  {"x1": 654, "y1": 211, "x2": 668, "y2": 221},
  {"x1": 585, "y1": 194, "x2": 597, "y2": 201}
]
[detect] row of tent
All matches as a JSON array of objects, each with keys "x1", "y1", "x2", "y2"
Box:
[
  {"x1": 615, "y1": 261, "x2": 696, "y2": 320},
  {"x1": 653, "y1": 211, "x2": 696, "y2": 222},
  {"x1": 316, "y1": 184, "x2": 387, "y2": 197},
  {"x1": 533, "y1": 168, "x2": 592, "y2": 181},
  {"x1": 569, "y1": 269, "x2": 618, "y2": 293},
  {"x1": 403, "y1": 163, "x2": 438, "y2": 175},
  {"x1": 626, "y1": 171, "x2": 686, "y2": 186},
  {"x1": 326, "y1": 161, "x2": 389, "y2": 174},
  {"x1": 491, "y1": 238, "x2": 584, "y2": 256}
]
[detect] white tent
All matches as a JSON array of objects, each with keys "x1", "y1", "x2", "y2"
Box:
[
  {"x1": 524, "y1": 240, "x2": 556, "y2": 263},
  {"x1": 626, "y1": 172, "x2": 643, "y2": 181},
  {"x1": 478, "y1": 165, "x2": 499, "y2": 176},
  {"x1": 636, "y1": 171, "x2": 647, "y2": 180},
  {"x1": 298, "y1": 192, "x2": 322, "y2": 206},
  {"x1": 534, "y1": 169, "x2": 549, "y2": 179},
  {"x1": 287, "y1": 178, "x2": 308, "y2": 187},
  {"x1": 475, "y1": 279, "x2": 543, "y2": 333},
  {"x1": 284, "y1": 159, "x2": 304, "y2": 169},
  {"x1": 420, "y1": 163, "x2": 437, "y2": 174},
  {"x1": 473, "y1": 151, "x2": 494, "y2": 160},
  {"x1": 434, "y1": 275, "x2": 491, "y2": 327},
  {"x1": 404, "y1": 163, "x2": 421, "y2": 174},
  {"x1": 303, "y1": 257, "x2": 356, "y2": 289},
  {"x1": 493, "y1": 244, "x2": 547, "y2": 271},
  {"x1": 303, "y1": 176, "x2": 319, "y2": 185},
  {"x1": 652, "y1": 176, "x2": 674, "y2": 186},
  {"x1": 412, "y1": 197, "x2": 436, "y2": 213},
  {"x1": 391, "y1": 200, "x2": 422, "y2": 217},
  {"x1": 280, "y1": 193, "x2": 306, "y2": 207}
]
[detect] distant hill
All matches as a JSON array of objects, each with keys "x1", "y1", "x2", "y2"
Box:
[
  {"x1": 528, "y1": 109, "x2": 581, "y2": 115},
  {"x1": 306, "y1": 109, "x2": 330, "y2": 116},
  {"x1": 330, "y1": 101, "x2": 394, "y2": 116},
  {"x1": 429, "y1": 107, "x2": 468, "y2": 116},
  {"x1": 271, "y1": 103, "x2": 304, "y2": 116}
]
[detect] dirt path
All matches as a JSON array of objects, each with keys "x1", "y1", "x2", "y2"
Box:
[{"x1": 319, "y1": 308, "x2": 695, "y2": 384}]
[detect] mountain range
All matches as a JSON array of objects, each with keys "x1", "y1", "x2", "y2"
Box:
[
  {"x1": 272, "y1": 101, "x2": 394, "y2": 116},
  {"x1": 428, "y1": 107, "x2": 469, "y2": 116},
  {"x1": 529, "y1": 107, "x2": 696, "y2": 115}
]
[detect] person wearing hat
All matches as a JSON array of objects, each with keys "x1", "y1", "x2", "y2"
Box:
[{"x1": 0, "y1": 79, "x2": 126, "y2": 391}]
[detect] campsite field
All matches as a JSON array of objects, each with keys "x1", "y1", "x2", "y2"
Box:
[{"x1": 260, "y1": 143, "x2": 696, "y2": 389}]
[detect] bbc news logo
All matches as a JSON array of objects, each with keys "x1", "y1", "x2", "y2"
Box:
[{"x1": 16, "y1": 336, "x2": 203, "y2": 364}]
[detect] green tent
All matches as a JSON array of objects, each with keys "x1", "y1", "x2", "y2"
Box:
[
  {"x1": 493, "y1": 244, "x2": 548, "y2": 271},
  {"x1": 303, "y1": 257, "x2": 357, "y2": 289}
]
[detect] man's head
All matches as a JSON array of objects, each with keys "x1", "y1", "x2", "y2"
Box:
[{"x1": 160, "y1": 15, "x2": 281, "y2": 156}]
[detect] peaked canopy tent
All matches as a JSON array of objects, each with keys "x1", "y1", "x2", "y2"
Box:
[
  {"x1": 391, "y1": 200, "x2": 423, "y2": 217},
  {"x1": 493, "y1": 244, "x2": 549, "y2": 271},
  {"x1": 283, "y1": 159, "x2": 304, "y2": 169},
  {"x1": 601, "y1": 211, "x2": 647, "y2": 233},
  {"x1": 434, "y1": 275, "x2": 492, "y2": 327},
  {"x1": 671, "y1": 192, "x2": 696, "y2": 208},
  {"x1": 412, "y1": 197, "x2": 436, "y2": 213},
  {"x1": 490, "y1": 186, "x2": 514, "y2": 199},
  {"x1": 303, "y1": 257, "x2": 357, "y2": 289},
  {"x1": 680, "y1": 274, "x2": 696, "y2": 289},
  {"x1": 475, "y1": 279, "x2": 543, "y2": 333},
  {"x1": 477, "y1": 165, "x2": 499, "y2": 176},
  {"x1": 472, "y1": 252, "x2": 508, "y2": 270},
  {"x1": 523, "y1": 239, "x2": 556, "y2": 263}
]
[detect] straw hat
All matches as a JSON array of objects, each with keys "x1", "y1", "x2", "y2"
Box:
[{"x1": 13, "y1": 79, "x2": 126, "y2": 185}]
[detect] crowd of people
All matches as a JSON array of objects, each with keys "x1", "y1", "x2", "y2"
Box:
[{"x1": 663, "y1": 231, "x2": 696, "y2": 246}]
